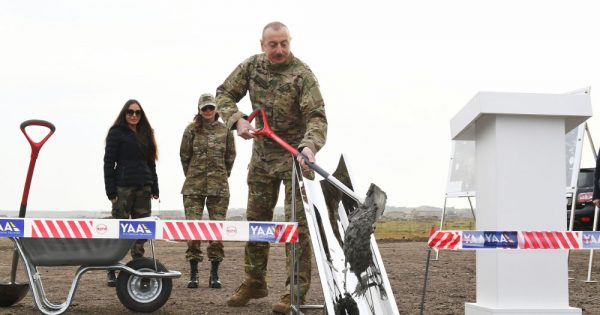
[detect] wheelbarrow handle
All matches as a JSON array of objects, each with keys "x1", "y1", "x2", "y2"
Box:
[
  {"x1": 19, "y1": 119, "x2": 55, "y2": 218},
  {"x1": 246, "y1": 109, "x2": 362, "y2": 203}
]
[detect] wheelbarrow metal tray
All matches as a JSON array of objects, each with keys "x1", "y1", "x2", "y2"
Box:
[{"x1": 18, "y1": 238, "x2": 135, "y2": 267}]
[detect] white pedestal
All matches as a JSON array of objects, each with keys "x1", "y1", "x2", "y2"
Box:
[
  {"x1": 465, "y1": 302, "x2": 581, "y2": 315},
  {"x1": 450, "y1": 92, "x2": 591, "y2": 315}
]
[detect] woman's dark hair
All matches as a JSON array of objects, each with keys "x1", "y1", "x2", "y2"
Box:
[
  {"x1": 193, "y1": 113, "x2": 203, "y2": 130},
  {"x1": 109, "y1": 99, "x2": 158, "y2": 161},
  {"x1": 193, "y1": 109, "x2": 219, "y2": 131}
]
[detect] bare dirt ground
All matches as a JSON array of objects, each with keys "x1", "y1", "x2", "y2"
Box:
[{"x1": 2, "y1": 238, "x2": 600, "y2": 314}]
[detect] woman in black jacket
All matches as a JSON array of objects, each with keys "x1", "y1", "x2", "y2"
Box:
[{"x1": 103, "y1": 99, "x2": 159, "y2": 286}]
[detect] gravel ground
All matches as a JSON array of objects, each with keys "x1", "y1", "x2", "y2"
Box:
[{"x1": 2, "y1": 239, "x2": 600, "y2": 314}]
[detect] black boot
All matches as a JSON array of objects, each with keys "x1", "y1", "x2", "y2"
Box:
[
  {"x1": 209, "y1": 260, "x2": 222, "y2": 288},
  {"x1": 187, "y1": 260, "x2": 199, "y2": 289},
  {"x1": 106, "y1": 270, "x2": 117, "y2": 287}
]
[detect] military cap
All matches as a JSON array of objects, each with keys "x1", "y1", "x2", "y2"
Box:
[{"x1": 198, "y1": 93, "x2": 216, "y2": 111}]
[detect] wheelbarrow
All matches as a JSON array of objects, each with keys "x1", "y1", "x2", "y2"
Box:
[{"x1": 0, "y1": 120, "x2": 180, "y2": 314}]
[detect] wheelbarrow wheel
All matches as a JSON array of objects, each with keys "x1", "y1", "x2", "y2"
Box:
[{"x1": 116, "y1": 258, "x2": 172, "y2": 313}]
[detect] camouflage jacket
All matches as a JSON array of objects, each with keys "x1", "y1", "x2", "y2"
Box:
[
  {"x1": 180, "y1": 119, "x2": 236, "y2": 196},
  {"x1": 216, "y1": 53, "x2": 327, "y2": 173}
]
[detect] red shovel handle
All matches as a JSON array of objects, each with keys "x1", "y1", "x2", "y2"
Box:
[
  {"x1": 19, "y1": 120, "x2": 55, "y2": 218},
  {"x1": 246, "y1": 109, "x2": 363, "y2": 203},
  {"x1": 246, "y1": 109, "x2": 333, "y2": 177},
  {"x1": 247, "y1": 109, "x2": 300, "y2": 156}
]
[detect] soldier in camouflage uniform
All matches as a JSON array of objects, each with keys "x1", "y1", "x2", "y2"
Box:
[
  {"x1": 217, "y1": 22, "x2": 327, "y2": 314},
  {"x1": 180, "y1": 93, "x2": 236, "y2": 289},
  {"x1": 104, "y1": 99, "x2": 159, "y2": 287}
]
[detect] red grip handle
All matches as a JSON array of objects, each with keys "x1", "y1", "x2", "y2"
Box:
[
  {"x1": 20, "y1": 119, "x2": 56, "y2": 154},
  {"x1": 246, "y1": 109, "x2": 299, "y2": 155}
]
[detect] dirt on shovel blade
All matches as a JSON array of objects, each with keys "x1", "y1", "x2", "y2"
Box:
[
  {"x1": 318, "y1": 155, "x2": 389, "y2": 296},
  {"x1": 343, "y1": 183, "x2": 387, "y2": 296}
]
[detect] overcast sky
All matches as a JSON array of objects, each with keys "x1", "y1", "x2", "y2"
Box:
[{"x1": 1, "y1": 0, "x2": 600, "y2": 213}]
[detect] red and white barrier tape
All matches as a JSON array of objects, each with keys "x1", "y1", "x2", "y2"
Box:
[
  {"x1": 0, "y1": 217, "x2": 297, "y2": 243},
  {"x1": 427, "y1": 228, "x2": 600, "y2": 250}
]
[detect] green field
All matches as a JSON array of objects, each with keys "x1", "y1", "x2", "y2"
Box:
[{"x1": 374, "y1": 219, "x2": 475, "y2": 241}]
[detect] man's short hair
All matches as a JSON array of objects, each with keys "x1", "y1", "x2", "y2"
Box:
[{"x1": 262, "y1": 21, "x2": 288, "y2": 37}]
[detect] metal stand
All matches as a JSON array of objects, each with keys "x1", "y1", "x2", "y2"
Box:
[
  {"x1": 583, "y1": 123, "x2": 599, "y2": 283},
  {"x1": 566, "y1": 120, "x2": 599, "y2": 283},
  {"x1": 567, "y1": 121, "x2": 590, "y2": 233},
  {"x1": 419, "y1": 247, "x2": 433, "y2": 315},
  {"x1": 434, "y1": 195, "x2": 475, "y2": 261},
  {"x1": 565, "y1": 120, "x2": 587, "y2": 279},
  {"x1": 584, "y1": 206, "x2": 599, "y2": 283},
  {"x1": 289, "y1": 160, "x2": 325, "y2": 314},
  {"x1": 568, "y1": 187, "x2": 579, "y2": 280}
]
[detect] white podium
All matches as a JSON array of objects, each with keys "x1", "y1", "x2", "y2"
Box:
[{"x1": 450, "y1": 92, "x2": 592, "y2": 315}]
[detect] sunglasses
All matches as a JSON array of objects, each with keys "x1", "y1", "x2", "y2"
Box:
[
  {"x1": 126, "y1": 109, "x2": 143, "y2": 116},
  {"x1": 201, "y1": 105, "x2": 215, "y2": 112}
]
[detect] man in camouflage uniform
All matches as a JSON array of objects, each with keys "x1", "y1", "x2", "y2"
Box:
[
  {"x1": 180, "y1": 93, "x2": 236, "y2": 289},
  {"x1": 216, "y1": 21, "x2": 327, "y2": 313}
]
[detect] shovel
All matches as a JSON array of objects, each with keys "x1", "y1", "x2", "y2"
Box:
[
  {"x1": 248, "y1": 109, "x2": 389, "y2": 300},
  {"x1": 0, "y1": 119, "x2": 55, "y2": 307},
  {"x1": 247, "y1": 109, "x2": 387, "y2": 296}
]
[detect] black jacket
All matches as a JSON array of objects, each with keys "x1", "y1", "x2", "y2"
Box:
[{"x1": 103, "y1": 125, "x2": 159, "y2": 200}]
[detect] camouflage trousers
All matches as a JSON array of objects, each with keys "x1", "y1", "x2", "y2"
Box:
[
  {"x1": 244, "y1": 164, "x2": 312, "y2": 298},
  {"x1": 112, "y1": 185, "x2": 152, "y2": 259},
  {"x1": 183, "y1": 195, "x2": 228, "y2": 262}
]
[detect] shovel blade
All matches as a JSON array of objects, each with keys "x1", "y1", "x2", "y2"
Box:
[
  {"x1": 320, "y1": 155, "x2": 359, "y2": 245},
  {"x1": 0, "y1": 282, "x2": 29, "y2": 307}
]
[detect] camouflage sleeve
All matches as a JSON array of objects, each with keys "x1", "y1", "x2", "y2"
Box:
[
  {"x1": 225, "y1": 130, "x2": 236, "y2": 177},
  {"x1": 298, "y1": 72, "x2": 328, "y2": 153},
  {"x1": 179, "y1": 124, "x2": 194, "y2": 175},
  {"x1": 216, "y1": 56, "x2": 254, "y2": 130}
]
